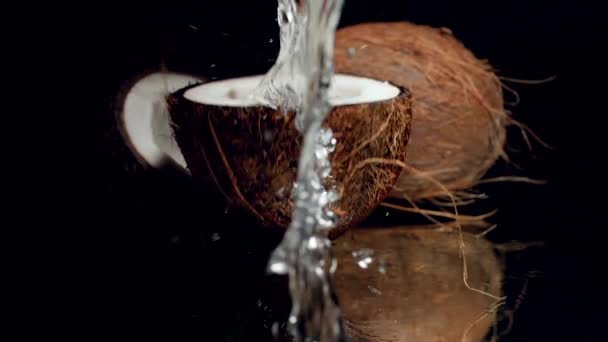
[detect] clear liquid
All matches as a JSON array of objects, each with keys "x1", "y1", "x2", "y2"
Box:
[{"x1": 256, "y1": 0, "x2": 345, "y2": 341}]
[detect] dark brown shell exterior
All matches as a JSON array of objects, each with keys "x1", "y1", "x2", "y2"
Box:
[{"x1": 168, "y1": 83, "x2": 412, "y2": 238}]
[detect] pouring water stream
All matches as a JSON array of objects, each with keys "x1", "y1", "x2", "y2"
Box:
[{"x1": 255, "y1": 0, "x2": 346, "y2": 341}]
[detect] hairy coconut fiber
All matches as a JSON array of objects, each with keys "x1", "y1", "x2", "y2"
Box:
[
  {"x1": 167, "y1": 83, "x2": 412, "y2": 238},
  {"x1": 334, "y1": 227, "x2": 503, "y2": 342},
  {"x1": 335, "y1": 22, "x2": 507, "y2": 200}
]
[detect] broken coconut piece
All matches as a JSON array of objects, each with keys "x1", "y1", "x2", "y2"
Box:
[
  {"x1": 168, "y1": 74, "x2": 412, "y2": 237},
  {"x1": 119, "y1": 72, "x2": 201, "y2": 169}
]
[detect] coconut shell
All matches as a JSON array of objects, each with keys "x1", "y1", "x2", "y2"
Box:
[
  {"x1": 167, "y1": 83, "x2": 412, "y2": 238},
  {"x1": 334, "y1": 227, "x2": 503, "y2": 341},
  {"x1": 116, "y1": 71, "x2": 201, "y2": 171},
  {"x1": 334, "y1": 22, "x2": 507, "y2": 200}
]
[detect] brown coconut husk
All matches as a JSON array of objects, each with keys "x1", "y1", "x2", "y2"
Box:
[
  {"x1": 167, "y1": 82, "x2": 412, "y2": 238},
  {"x1": 334, "y1": 22, "x2": 508, "y2": 201},
  {"x1": 333, "y1": 226, "x2": 504, "y2": 342}
]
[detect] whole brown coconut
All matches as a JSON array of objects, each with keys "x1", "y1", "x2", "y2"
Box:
[
  {"x1": 334, "y1": 227, "x2": 503, "y2": 342},
  {"x1": 334, "y1": 22, "x2": 507, "y2": 201},
  {"x1": 168, "y1": 75, "x2": 412, "y2": 237}
]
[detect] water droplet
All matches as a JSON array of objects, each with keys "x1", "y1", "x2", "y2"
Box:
[
  {"x1": 289, "y1": 315, "x2": 297, "y2": 324},
  {"x1": 269, "y1": 261, "x2": 289, "y2": 275},
  {"x1": 275, "y1": 186, "x2": 287, "y2": 199},
  {"x1": 272, "y1": 322, "x2": 280, "y2": 339},
  {"x1": 269, "y1": 38, "x2": 274, "y2": 43},
  {"x1": 210, "y1": 63, "x2": 216, "y2": 68},
  {"x1": 224, "y1": 207, "x2": 229, "y2": 214},
  {"x1": 347, "y1": 47, "x2": 356, "y2": 57},
  {"x1": 307, "y1": 236, "x2": 320, "y2": 249},
  {"x1": 352, "y1": 248, "x2": 374, "y2": 269},
  {"x1": 264, "y1": 129, "x2": 274, "y2": 142},
  {"x1": 210, "y1": 233, "x2": 221, "y2": 242},
  {"x1": 378, "y1": 258, "x2": 388, "y2": 274},
  {"x1": 385, "y1": 211, "x2": 390, "y2": 217},
  {"x1": 368, "y1": 285, "x2": 382, "y2": 296}
]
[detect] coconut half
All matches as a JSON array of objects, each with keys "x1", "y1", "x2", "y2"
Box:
[
  {"x1": 119, "y1": 72, "x2": 201, "y2": 169},
  {"x1": 167, "y1": 74, "x2": 412, "y2": 236}
]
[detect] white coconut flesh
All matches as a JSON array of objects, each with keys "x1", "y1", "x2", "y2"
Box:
[
  {"x1": 184, "y1": 74, "x2": 400, "y2": 107},
  {"x1": 122, "y1": 72, "x2": 201, "y2": 169},
  {"x1": 122, "y1": 73, "x2": 399, "y2": 170}
]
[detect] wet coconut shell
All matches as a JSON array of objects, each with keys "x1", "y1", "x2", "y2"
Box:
[
  {"x1": 167, "y1": 82, "x2": 412, "y2": 238},
  {"x1": 334, "y1": 227, "x2": 503, "y2": 341},
  {"x1": 334, "y1": 22, "x2": 507, "y2": 200}
]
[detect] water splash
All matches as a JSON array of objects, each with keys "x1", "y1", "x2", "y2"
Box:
[
  {"x1": 352, "y1": 248, "x2": 375, "y2": 269},
  {"x1": 258, "y1": 0, "x2": 346, "y2": 341}
]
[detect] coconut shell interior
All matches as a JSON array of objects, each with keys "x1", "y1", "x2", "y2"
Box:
[{"x1": 167, "y1": 81, "x2": 412, "y2": 237}]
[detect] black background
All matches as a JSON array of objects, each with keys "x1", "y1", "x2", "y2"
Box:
[{"x1": 23, "y1": 0, "x2": 605, "y2": 341}]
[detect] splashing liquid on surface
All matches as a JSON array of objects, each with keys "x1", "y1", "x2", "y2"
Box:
[{"x1": 256, "y1": 0, "x2": 345, "y2": 341}]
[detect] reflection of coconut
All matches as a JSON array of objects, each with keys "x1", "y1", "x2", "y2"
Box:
[
  {"x1": 167, "y1": 75, "x2": 412, "y2": 237},
  {"x1": 335, "y1": 22, "x2": 507, "y2": 201},
  {"x1": 334, "y1": 227, "x2": 503, "y2": 341}
]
